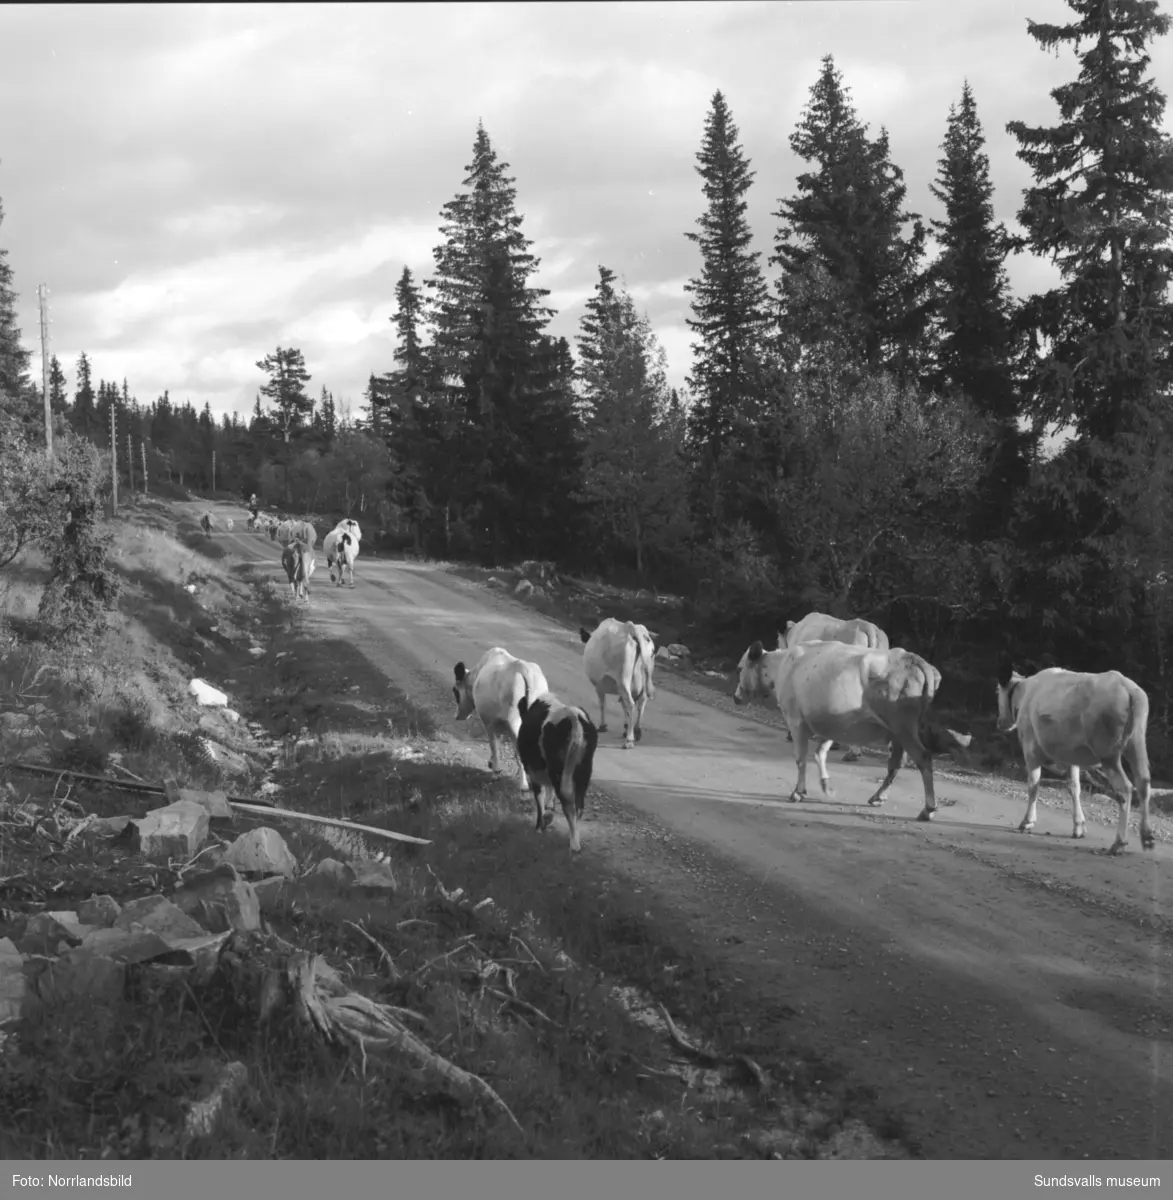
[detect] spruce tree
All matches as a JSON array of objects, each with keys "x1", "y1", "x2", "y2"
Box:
[
  {"x1": 683, "y1": 90, "x2": 771, "y2": 538},
  {"x1": 71, "y1": 353, "x2": 97, "y2": 442},
  {"x1": 0, "y1": 197, "x2": 32, "y2": 426},
  {"x1": 256, "y1": 346, "x2": 312, "y2": 444},
  {"x1": 1006, "y1": 0, "x2": 1173, "y2": 445},
  {"x1": 773, "y1": 56, "x2": 927, "y2": 383}
]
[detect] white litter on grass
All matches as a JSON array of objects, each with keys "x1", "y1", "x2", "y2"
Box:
[{"x1": 189, "y1": 679, "x2": 228, "y2": 707}]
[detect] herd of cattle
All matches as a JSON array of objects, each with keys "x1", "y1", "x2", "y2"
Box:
[
  {"x1": 199, "y1": 506, "x2": 1160, "y2": 859},
  {"x1": 451, "y1": 611, "x2": 1158, "y2": 859}
]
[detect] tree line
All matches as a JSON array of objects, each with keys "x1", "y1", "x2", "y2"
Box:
[{"x1": 2, "y1": 0, "x2": 1171, "y2": 736}]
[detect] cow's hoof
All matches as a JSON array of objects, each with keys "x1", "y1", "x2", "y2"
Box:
[
  {"x1": 1017, "y1": 823, "x2": 1033, "y2": 834},
  {"x1": 597, "y1": 724, "x2": 608, "y2": 733},
  {"x1": 916, "y1": 808, "x2": 935, "y2": 822},
  {"x1": 542, "y1": 810, "x2": 556, "y2": 830},
  {"x1": 867, "y1": 797, "x2": 884, "y2": 807},
  {"x1": 1142, "y1": 832, "x2": 1156, "y2": 851},
  {"x1": 634, "y1": 728, "x2": 642, "y2": 743},
  {"x1": 842, "y1": 751, "x2": 860, "y2": 763},
  {"x1": 621, "y1": 740, "x2": 634, "y2": 750},
  {"x1": 1073, "y1": 827, "x2": 1086, "y2": 840},
  {"x1": 1108, "y1": 839, "x2": 1126, "y2": 855},
  {"x1": 788, "y1": 792, "x2": 805, "y2": 804}
]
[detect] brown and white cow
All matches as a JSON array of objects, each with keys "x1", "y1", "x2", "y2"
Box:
[
  {"x1": 996, "y1": 660, "x2": 1154, "y2": 853},
  {"x1": 735, "y1": 638, "x2": 962, "y2": 821},
  {"x1": 516, "y1": 692, "x2": 599, "y2": 853},
  {"x1": 579, "y1": 618, "x2": 659, "y2": 749},
  {"x1": 452, "y1": 647, "x2": 550, "y2": 788},
  {"x1": 281, "y1": 539, "x2": 315, "y2": 603}
]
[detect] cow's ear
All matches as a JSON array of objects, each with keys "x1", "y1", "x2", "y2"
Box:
[
  {"x1": 785, "y1": 620, "x2": 795, "y2": 630},
  {"x1": 454, "y1": 662, "x2": 466, "y2": 682},
  {"x1": 749, "y1": 640, "x2": 764, "y2": 662},
  {"x1": 579, "y1": 627, "x2": 592, "y2": 644}
]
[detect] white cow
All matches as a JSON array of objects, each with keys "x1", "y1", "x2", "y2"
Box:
[
  {"x1": 579, "y1": 618, "x2": 659, "y2": 749},
  {"x1": 334, "y1": 529, "x2": 359, "y2": 587},
  {"x1": 452, "y1": 647, "x2": 550, "y2": 788},
  {"x1": 275, "y1": 520, "x2": 296, "y2": 547},
  {"x1": 996, "y1": 661, "x2": 1154, "y2": 853},
  {"x1": 734, "y1": 638, "x2": 963, "y2": 822},
  {"x1": 281, "y1": 539, "x2": 315, "y2": 603},
  {"x1": 334, "y1": 518, "x2": 361, "y2": 544},
  {"x1": 290, "y1": 520, "x2": 318, "y2": 548},
  {"x1": 777, "y1": 612, "x2": 891, "y2": 762},
  {"x1": 516, "y1": 692, "x2": 599, "y2": 853}
]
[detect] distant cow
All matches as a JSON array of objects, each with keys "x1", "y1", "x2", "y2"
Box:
[
  {"x1": 734, "y1": 638, "x2": 965, "y2": 822},
  {"x1": 777, "y1": 612, "x2": 891, "y2": 762},
  {"x1": 579, "y1": 617, "x2": 659, "y2": 748},
  {"x1": 225, "y1": 518, "x2": 234, "y2": 532},
  {"x1": 996, "y1": 660, "x2": 1154, "y2": 853},
  {"x1": 291, "y1": 520, "x2": 317, "y2": 548},
  {"x1": 199, "y1": 513, "x2": 214, "y2": 539},
  {"x1": 267, "y1": 518, "x2": 279, "y2": 541},
  {"x1": 281, "y1": 539, "x2": 315, "y2": 603},
  {"x1": 516, "y1": 692, "x2": 599, "y2": 853},
  {"x1": 334, "y1": 518, "x2": 361, "y2": 544},
  {"x1": 275, "y1": 520, "x2": 296, "y2": 547},
  {"x1": 335, "y1": 530, "x2": 359, "y2": 586},
  {"x1": 452, "y1": 647, "x2": 550, "y2": 788}
]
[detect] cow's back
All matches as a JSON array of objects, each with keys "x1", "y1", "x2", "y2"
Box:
[
  {"x1": 786, "y1": 611, "x2": 889, "y2": 650},
  {"x1": 1022, "y1": 669, "x2": 1146, "y2": 757}
]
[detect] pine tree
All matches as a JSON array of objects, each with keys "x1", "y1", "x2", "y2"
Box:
[
  {"x1": 71, "y1": 353, "x2": 97, "y2": 442},
  {"x1": 48, "y1": 355, "x2": 67, "y2": 414},
  {"x1": 256, "y1": 346, "x2": 312, "y2": 443},
  {"x1": 425, "y1": 123, "x2": 562, "y2": 559},
  {"x1": 1006, "y1": 0, "x2": 1173, "y2": 445},
  {"x1": 773, "y1": 56, "x2": 927, "y2": 383},
  {"x1": 575, "y1": 270, "x2": 686, "y2": 573},
  {"x1": 0, "y1": 197, "x2": 33, "y2": 433},
  {"x1": 683, "y1": 91, "x2": 772, "y2": 538}
]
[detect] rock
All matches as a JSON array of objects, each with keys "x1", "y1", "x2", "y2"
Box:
[
  {"x1": 0, "y1": 937, "x2": 28, "y2": 1027},
  {"x1": 222, "y1": 828, "x2": 298, "y2": 879},
  {"x1": 247, "y1": 647, "x2": 265, "y2": 658},
  {"x1": 668, "y1": 643, "x2": 691, "y2": 658},
  {"x1": 81, "y1": 924, "x2": 175, "y2": 965},
  {"x1": 183, "y1": 1060, "x2": 249, "y2": 1144},
  {"x1": 251, "y1": 875, "x2": 288, "y2": 912},
  {"x1": 115, "y1": 895, "x2": 210, "y2": 941},
  {"x1": 351, "y1": 859, "x2": 396, "y2": 892},
  {"x1": 18, "y1": 913, "x2": 85, "y2": 956},
  {"x1": 36, "y1": 949, "x2": 125, "y2": 1009},
  {"x1": 656, "y1": 646, "x2": 676, "y2": 663},
  {"x1": 91, "y1": 814, "x2": 134, "y2": 837},
  {"x1": 203, "y1": 741, "x2": 251, "y2": 777},
  {"x1": 171, "y1": 865, "x2": 261, "y2": 935},
  {"x1": 132, "y1": 800, "x2": 211, "y2": 861},
  {"x1": 78, "y1": 895, "x2": 122, "y2": 927},
  {"x1": 176, "y1": 787, "x2": 233, "y2": 820},
  {"x1": 486, "y1": 576, "x2": 506, "y2": 589},
  {"x1": 189, "y1": 679, "x2": 228, "y2": 707},
  {"x1": 312, "y1": 858, "x2": 356, "y2": 888},
  {"x1": 222, "y1": 709, "x2": 241, "y2": 723},
  {"x1": 514, "y1": 579, "x2": 534, "y2": 598}
]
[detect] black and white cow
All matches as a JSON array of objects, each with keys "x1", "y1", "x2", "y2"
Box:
[{"x1": 516, "y1": 693, "x2": 599, "y2": 854}]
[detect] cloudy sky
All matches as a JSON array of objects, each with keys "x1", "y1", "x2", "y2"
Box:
[{"x1": 2, "y1": 1, "x2": 1171, "y2": 424}]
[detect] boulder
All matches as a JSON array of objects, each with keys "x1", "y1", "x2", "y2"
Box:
[
  {"x1": 222, "y1": 828, "x2": 298, "y2": 879},
  {"x1": 36, "y1": 949, "x2": 126, "y2": 1009},
  {"x1": 350, "y1": 859, "x2": 396, "y2": 892},
  {"x1": 0, "y1": 937, "x2": 28, "y2": 1027},
  {"x1": 132, "y1": 800, "x2": 211, "y2": 861},
  {"x1": 514, "y1": 579, "x2": 534, "y2": 598},
  {"x1": 252, "y1": 876, "x2": 289, "y2": 913},
  {"x1": 667, "y1": 643, "x2": 691, "y2": 658},
  {"x1": 312, "y1": 858, "x2": 356, "y2": 888},
  {"x1": 171, "y1": 864, "x2": 261, "y2": 934},
  {"x1": 78, "y1": 895, "x2": 122, "y2": 927},
  {"x1": 189, "y1": 679, "x2": 228, "y2": 707}
]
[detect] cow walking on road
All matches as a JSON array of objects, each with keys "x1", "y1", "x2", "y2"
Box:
[
  {"x1": 735, "y1": 638, "x2": 962, "y2": 822},
  {"x1": 281, "y1": 539, "x2": 315, "y2": 603},
  {"x1": 995, "y1": 660, "x2": 1154, "y2": 853},
  {"x1": 517, "y1": 693, "x2": 598, "y2": 853},
  {"x1": 199, "y1": 513, "x2": 214, "y2": 539},
  {"x1": 580, "y1": 618, "x2": 659, "y2": 749},
  {"x1": 452, "y1": 647, "x2": 549, "y2": 788}
]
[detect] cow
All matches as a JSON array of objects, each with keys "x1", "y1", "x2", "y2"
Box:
[
  {"x1": 291, "y1": 520, "x2": 318, "y2": 548},
  {"x1": 995, "y1": 660, "x2": 1155, "y2": 854},
  {"x1": 452, "y1": 647, "x2": 550, "y2": 788},
  {"x1": 734, "y1": 638, "x2": 958, "y2": 822},
  {"x1": 199, "y1": 513, "x2": 214, "y2": 539},
  {"x1": 281, "y1": 539, "x2": 315, "y2": 603},
  {"x1": 267, "y1": 518, "x2": 279, "y2": 542},
  {"x1": 516, "y1": 692, "x2": 599, "y2": 854},
  {"x1": 275, "y1": 520, "x2": 296, "y2": 547},
  {"x1": 225, "y1": 518, "x2": 234, "y2": 532},
  {"x1": 335, "y1": 530, "x2": 359, "y2": 586},
  {"x1": 777, "y1": 612, "x2": 891, "y2": 762},
  {"x1": 579, "y1": 618, "x2": 659, "y2": 749},
  {"x1": 334, "y1": 518, "x2": 361, "y2": 544}
]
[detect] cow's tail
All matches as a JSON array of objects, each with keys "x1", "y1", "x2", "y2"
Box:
[
  {"x1": 629, "y1": 623, "x2": 656, "y2": 699},
  {"x1": 906, "y1": 655, "x2": 970, "y2": 756}
]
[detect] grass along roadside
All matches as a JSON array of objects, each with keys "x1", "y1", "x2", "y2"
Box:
[{"x1": 0, "y1": 499, "x2": 911, "y2": 1159}]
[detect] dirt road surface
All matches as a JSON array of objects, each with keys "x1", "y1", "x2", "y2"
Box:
[{"x1": 215, "y1": 509, "x2": 1172, "y2": 1159}]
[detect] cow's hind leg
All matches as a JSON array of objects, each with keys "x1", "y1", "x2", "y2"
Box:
[
  {"x1": 1018, "y1": 757, "x2": 1043, "y2": 834},
  {"x1": 530, "y1": 778, "x2": 546, "y2": 833},
  {"x1": 559, "y1": 785, "x2": 582, "y2": 853},
  {"x1": 1124, "y1": 737, "x2": 1155, "y2": 851},
  {"x1": 1103, "y1": 756, "x2": 1135, "y2": 854},
  {"x1": 595, "y1": 687, "x2": 608, "y2": 734},
  {"x1": 789, "y1": 727, "x2": 812, "y2": 802},
  {"x1": 631, "y1": 691, "x2": 648, "y2": 744},
  {"x1": 867, "y1": 741, "x2": 904, "y2": 807},
  {"x1": 904, "y1": 735, "x2": 937, "y2": 821},
  {"x1": 486, "y1": 727, "x2": 502, "y2": 774},
  {"x1": 814, "y1": 738, "x2": 836, "y2": 798},
  {"x1": 1066, "y1": 764, "x2": 1087, "y2": 839},
  {"x1": 617, "y1": 683, "x2": 637, "y2": 749}
]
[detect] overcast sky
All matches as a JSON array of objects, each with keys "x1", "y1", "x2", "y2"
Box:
[{"x1": 3, "y1": 1, "x2": 1171, "y2": 424}]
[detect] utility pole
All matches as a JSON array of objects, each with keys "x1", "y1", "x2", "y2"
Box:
[
  {"x1": 110, "y1": 406, "x2": 118, "y2": 513},
  {"x1": 37, "y1": 284, "x2": 52, "y2": 454},
  {"x1": 141, "y1": 441, "x2": 148, "y2": 495},
  {"x1": 127, "y1": 432, "x2": 134, "y2": 495}
]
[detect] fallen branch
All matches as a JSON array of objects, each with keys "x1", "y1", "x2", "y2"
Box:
[
  {"x1": 227, "y1": 801, "x2": 431, "y2": 846},
  {"x1": 486, "y1": 986, "x2": 560, "y2": 1028},
  {"x1": 288, "y1": 951, "x2": 524, "y2": 1138},
  {"x1": 656, "y1": 1003, "x2": 769, "y2": 1091},
  {"x1": 343, "y1": 919, "x2": 405, "y2": 982}
]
